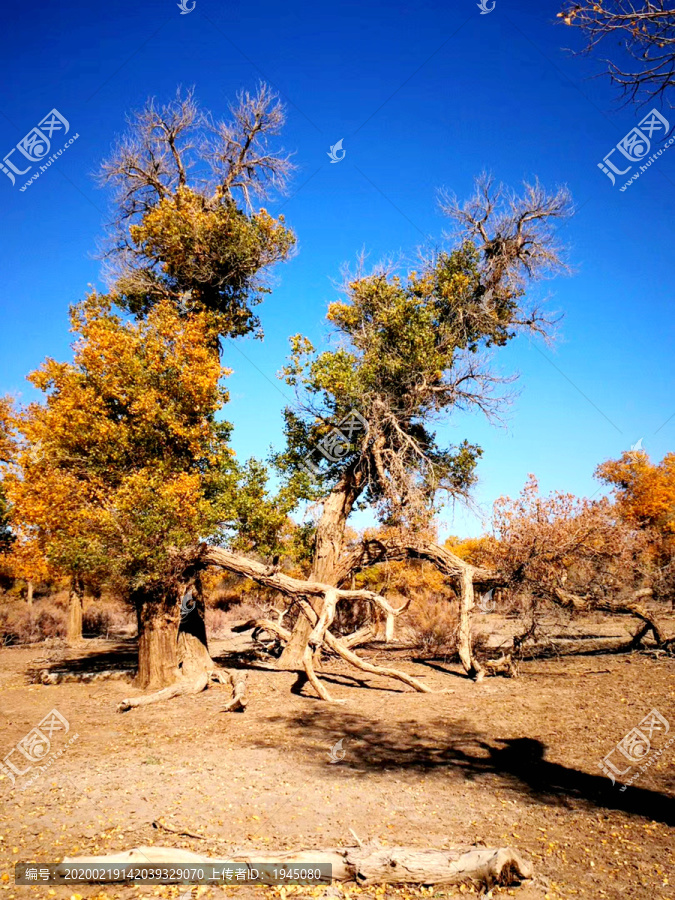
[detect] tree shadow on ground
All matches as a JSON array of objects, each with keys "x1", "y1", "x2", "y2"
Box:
[
  {"x1": 273, "y1": 708, "x2": 675, "y2": 826},
  {"x1": 26, "y1": 640, "x2": 138, "y2": 681}
]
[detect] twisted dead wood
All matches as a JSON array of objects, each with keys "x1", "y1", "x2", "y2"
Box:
[{"x1": 63, "y1": 843, "x2": 533, "y2": 888}]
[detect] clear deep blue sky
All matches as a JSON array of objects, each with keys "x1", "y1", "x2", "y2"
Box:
[{"x1": 1, "y1": 0, "x2": 673, "y2": 537}]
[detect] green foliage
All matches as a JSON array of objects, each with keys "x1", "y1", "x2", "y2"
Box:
[
  {"x1": 221, "y1": 457, "x2": 302, "y2": 559},
  {"x1": 122, "y1": 190, "x2": 295, "y2": 339},
  {"x1": 274, "y1": 242, "x2": 521, "y2": 523}
]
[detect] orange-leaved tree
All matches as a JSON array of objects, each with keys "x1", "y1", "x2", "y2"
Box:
[
  {"x1": 0, "y1": 397, "x2": 15, "y2": 559},
  {"x1": 7, "y1": 85, "x2": 298, "y2": 690},
  {"x1": 596, "y1": 450, "x2": 675, "y2": 605},
  {"x1": 6, "y1": 295, "x2": 232, "y2": 687}
]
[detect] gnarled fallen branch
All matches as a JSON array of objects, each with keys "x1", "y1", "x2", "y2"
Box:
[{"x1": 206, "y1": 546, "x2": 437, "y2": 700}]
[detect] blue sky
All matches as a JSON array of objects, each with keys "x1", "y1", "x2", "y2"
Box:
[{"x1": 1, "y1": 0, "x2": 673, "y2": 538}]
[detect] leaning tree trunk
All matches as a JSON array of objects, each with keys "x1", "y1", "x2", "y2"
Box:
[
  {"x1": 277, "y1": 467, "x2": 364, "y2": 670},
  {"x1": 134, "y1": 587, "x2": 181, "y2": 690},
  {"x1": 66, "y1": 577, "x2": 84, "y2": 646}
]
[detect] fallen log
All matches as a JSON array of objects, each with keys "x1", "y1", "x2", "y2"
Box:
[
  {"x1": 347, "y1": 845, "x2": 533, "y2": 887},
  {"x1": 35, "y1": 669, "x2": 134, "y2": 685},
  {"x1": 63, "y1": 842, "x2": 533, "y2": 889}
]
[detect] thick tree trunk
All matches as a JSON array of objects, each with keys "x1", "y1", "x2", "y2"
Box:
[
  {"x1": 135, "y1": 588, "x2": 180, "y2": 690},
  {"x1": 278, "y1": 467, "x2": 364, "y2": 670},
  {"x1": 121, "y1": 578, "x2": 247, "y2": 711},
  {"x1": 26, "y1": 580, "x2": 34, "y2": 608},
  {"x1": 67, "y1": 578, "x2": 84, "y2": 645}
]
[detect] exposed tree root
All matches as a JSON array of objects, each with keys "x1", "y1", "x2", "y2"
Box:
[
  {"x1": 117, "y1": 671, "x2": 210, "y2": 711},
  {"x1": 222, "y1": 669, "x2": 248, "y2": 712},
  {"x1": 324, "y1": 631, "x2": 433, "y2": 693},
  {"x1": 334, "y1": 624, "x2": 377, "y2": 650},
  {"x1": 117, "y1": 666, "x2": 247, "y2": 713}
]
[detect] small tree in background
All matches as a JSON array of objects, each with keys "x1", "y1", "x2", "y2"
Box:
[{"x1": 474, "y1": 475, "x2": 666, "y2": 669}]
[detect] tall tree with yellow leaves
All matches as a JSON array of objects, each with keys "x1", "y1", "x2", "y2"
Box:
[
  {"x1": 0, "y1": 397, "x2": 15, "y2": 560},
  {"x1": 7, "y1": 296, "x2": 234, "y2": 681},
  {"x1": 7, "y1": 85, "x2": 297, "y2": 688},
  {"x1": 596, "y1": 450, "x2": 675, "y2": 605}
]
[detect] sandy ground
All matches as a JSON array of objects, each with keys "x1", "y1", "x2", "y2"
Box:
[{"x1": 0, "y1": 630, "x2": 674, "y2": 900}]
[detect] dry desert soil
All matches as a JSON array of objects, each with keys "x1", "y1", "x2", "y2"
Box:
[{"x1": 1, "y1": 630, "x2": 674, "y2": 900}]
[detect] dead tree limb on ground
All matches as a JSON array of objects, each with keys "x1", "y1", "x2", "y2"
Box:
[
  {"x1": 63, "y1": 842, "x2": 533, "y2": 889},
  {"x1": 206, "y1": 526, "x2": 673, "y2": 697},
  {"x1": 333, "y1": 534, "x2": 493, "y2": 679}
]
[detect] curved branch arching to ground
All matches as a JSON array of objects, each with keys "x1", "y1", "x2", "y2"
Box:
[
  {"x1": 204, "y1": 546, "x2": 440, "y2": 700},
  {"x1": 127, "y1": 536, "x2": 672, "y2": 706}
]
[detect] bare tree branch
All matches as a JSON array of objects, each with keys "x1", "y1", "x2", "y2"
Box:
[{"x1": 559, "y1": 1, "x2": 675, "y2": 106}]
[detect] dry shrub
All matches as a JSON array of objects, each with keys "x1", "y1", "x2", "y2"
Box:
[
  {"x1": 206, "y1": 602, "x2": 263, "y2": 638},
  {"x1": 0, "y1": 601, "x2": 66, "y2": 645},
  {"x1": 32, "y1": 607, "x2": 65, "y2": 639},
  {"x1": 82, "y1": 602, "x2": 131, "y2": 637},
  {"x1": 207, "y1": 572, "x2": 283, "y2": 612},
  {"x1": 48, "y1": 590, "x2": 69, "y2": 611},
  {"x1": 405, "y1": 594, "x2": 459, "y2": 657},
  {"x1": 333, "y1": 551, "x2": 453, "y2": 641},
  {"x1": 0, "y1": 595, "x2": 132, "y2": 644},
  {"x1": 486, "y1": 476, "x2": 654, "y2": 610}
]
